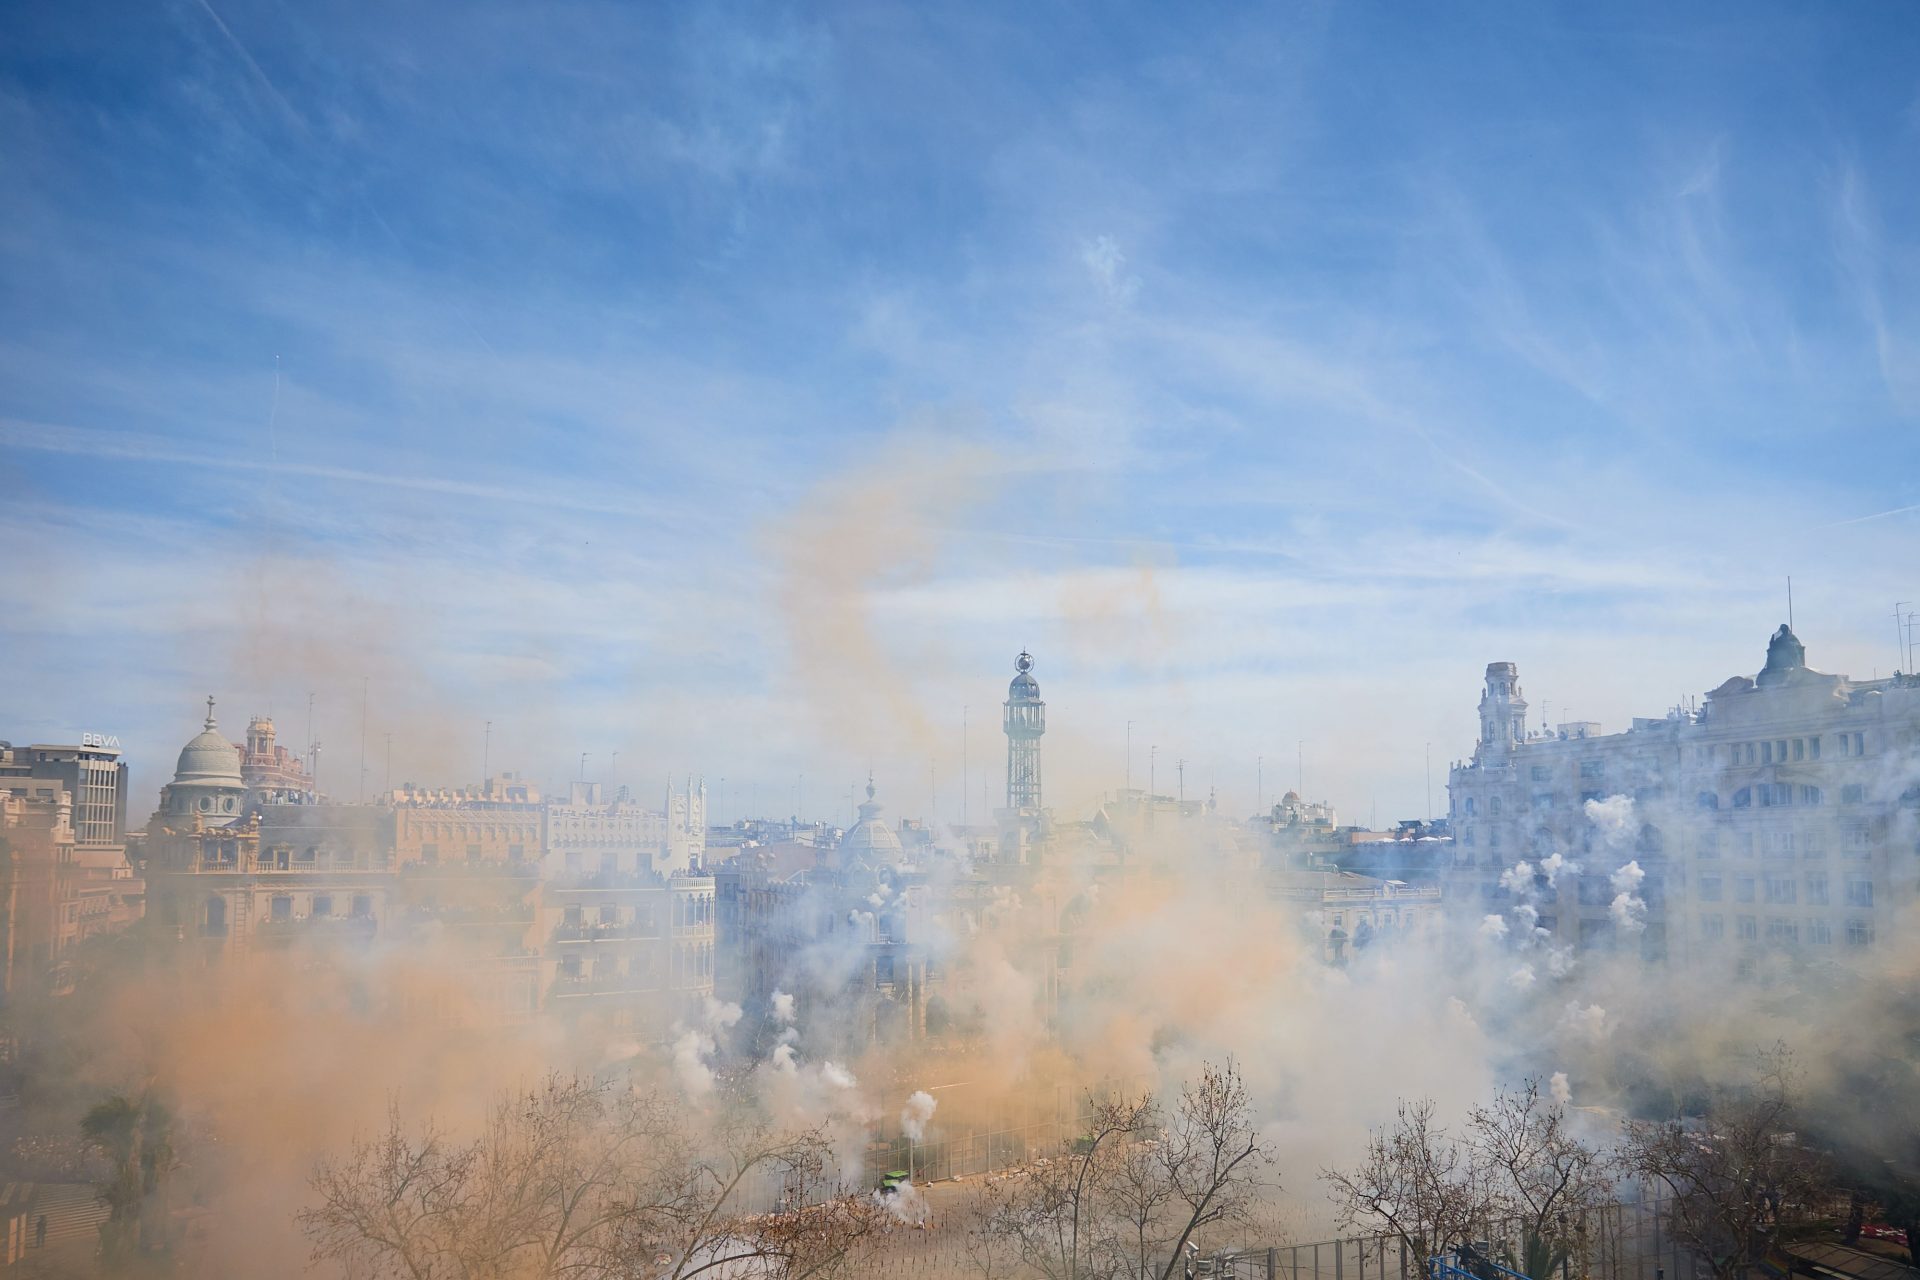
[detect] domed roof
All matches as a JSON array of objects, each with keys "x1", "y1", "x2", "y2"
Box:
[
  {"x1": 175, "y1": 698, "x2": 243, "y2": 787},
  {"x1": 1008, "y1": 650, "x2": 1041, "y2": 701},
  {"x1": 838, "y1": 777, "x2": 903, "y2": 867}
]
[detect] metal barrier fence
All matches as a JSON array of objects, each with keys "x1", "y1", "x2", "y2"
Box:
[
  {"x1": 791, "y1": 1188, "x2": 1704, "y2": 1279},
  {"x1": 1194, "y1": 1195, "x2": 1701, "y2": 1280}
]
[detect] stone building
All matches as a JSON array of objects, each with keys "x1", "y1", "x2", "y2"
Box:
[
  {"x1": 0, "y1": 736, "x2": 144, "y2": 992},
  {"x1": 544, "y1": 782, "x2": 663, "y2": 877},
  {"x1": 387, "y1": 774, "x2": 542, "y2": 867},
  {"x1": 537, "y1": 862, "x2": 716, "y2": 1034},
  {"x1": 1447, "y1": 626, "x2": 1920, "y2": 969},
  {"x1": 0, "y1": 788, "x2": 76, "y2": 998},
  {"x1": 240, "y1": 715, "x2": 314, "y2": 806}
]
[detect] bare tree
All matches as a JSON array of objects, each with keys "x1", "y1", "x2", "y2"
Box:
[
  {"x1": 968, "y1": 1091, "x2": 1154, "y2": 1280},
  {"x1": 1620, "y1": 1052, "x2": 1824, "y2": 1280},
  {"x1": 966, "y1": 1061, "x2": 1275, "y2": 1280},
  {"x1": 1152, "y1": 1061, "x2": 1272, "y2": 1280},
  {"x1": 1324, "y1": 1099, "x2": 1495, "y2": 1268},
  {"x1": 1471, "y1": 1081, "x2": 1613, "y2": 1273},
  {"x1": 1326, "y1": 1081, "x2": 1613, "y2": 1278},
  {"x1": 301, "y1": 1074, "x2": 881, "y2": 1280}
]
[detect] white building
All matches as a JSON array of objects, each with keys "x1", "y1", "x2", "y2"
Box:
[{"x1": 1447, "y1": 625, "x2": 1920, "y2": 969}]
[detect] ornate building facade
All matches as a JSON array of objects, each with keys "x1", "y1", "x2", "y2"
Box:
[{"x1": 1447, "y1": 626, "x2": 1920, "y2": 970}]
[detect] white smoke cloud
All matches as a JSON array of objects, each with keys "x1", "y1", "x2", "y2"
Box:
[
  {"x1": 1499, "y1": 861, "x2": 1535, "y2": 895},
  {"x1": 1560, "y1": 1001, "x2": 1609, "y2": 1040},
  {"x1": 1538, "y1": 851, "x2": 1581, "y2": 886},
  {"x1": 1550, "y1": 1071, "x2": 1572, "y2": 1105},
  {"x1": 1609, "y1": 860, "x2": 1648, "y2": 933},
  {"x1": 673, "y1": 1028, "x2": 718, "y2": 1097},
  {"x1": 900, "y1": 1089, "x2": 936, "y2": 1142},
  {"x1": 1509, "y1": 964, "x2": 1537, "y2": 990},
  {"x1": 1609, "y1": 860, "x2": 1645, "y2": 895},
  {"x1": 876, "y1": 1178, "x2": 931, "y2": 1227},
  {"x1": 1479, "y1": 914, "x2": 1510, "y2": 941},
  {"x1": 1584, "y1": 794, "x2": 1636, "y2": 846},
  {"x1": 771, "y1": 990, "x2": 796, "y2": 1024}
]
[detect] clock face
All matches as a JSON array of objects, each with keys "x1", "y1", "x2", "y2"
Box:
[{"x1": 1015, "y1": 651, "x2": 1033, "y2": 673}]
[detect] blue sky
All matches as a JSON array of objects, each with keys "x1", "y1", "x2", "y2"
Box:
[{"x1": 2, "y1": 1, "x2": 1917, "y2": 825}]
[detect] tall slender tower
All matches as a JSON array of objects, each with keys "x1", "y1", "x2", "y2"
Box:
[
  {"x1": 1004, "y1": 650, "x2": 1046, "y2": 810},
  {"x1": 1476, "y1": 661, "x2": 1529, "y2": 761}
]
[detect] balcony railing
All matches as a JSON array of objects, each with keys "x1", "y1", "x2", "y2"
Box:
[{"x1": 549, "y1": 921, "x2": 660, "y2": 943}]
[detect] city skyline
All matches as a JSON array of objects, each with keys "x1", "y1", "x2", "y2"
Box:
[{"x1": 4, "y1": 2, "x2": 1919, "y2": 824}]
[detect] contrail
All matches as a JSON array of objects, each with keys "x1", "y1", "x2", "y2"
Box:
[
  {"x1": 193, "y1": 0, "x2": 306, "y2": 132},
  {"x1": 1812, "y1": 502, "x2": 1920, "y2": 530},
  {"x1": 0, "y1": 418, "x2": 684, "y2": 527}
]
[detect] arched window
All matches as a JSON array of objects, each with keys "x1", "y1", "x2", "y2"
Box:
[
  {"x1": 1732, "y1": 787, "x2": 1752, "y2": 808},
  {"x1": 1697, "y1": 791, "x2": 1719, "y2": 810}
]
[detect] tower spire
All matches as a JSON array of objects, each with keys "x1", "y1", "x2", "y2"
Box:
[
  {"x1": 204, "y1": 694, "x2": 217, "y2": 730},
  {"x1": 1004, "y1": 650, "x2": 1046, "y2": 811}
]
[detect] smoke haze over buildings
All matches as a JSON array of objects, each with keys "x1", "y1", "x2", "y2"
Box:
[{"x1": 1, "y1": 2, "x2": 1918, "y2": 1276}]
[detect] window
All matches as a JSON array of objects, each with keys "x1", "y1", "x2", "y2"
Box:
[
  {"x1": 1732, "y1": 787, "x2": 1752, "y2": 808},
  {"x1": 1490, "y1": 797, "x2": 1502, "y2": 816},
  {"x1": 1737, "y1": 915, "x2": 1758, "y2": 941},
  {"x1": 1806, "y1": 873, "x2": 1829, "y2": 905},
  {"x1": 1764, "y1": 876, "x2": 1796, "y2": 904},
  {"x1": 1802, "y1": 831, "x2": 1825, "y2": 859},
  {"x1": 1807, "y1": 920, "x2": 1832, "y2": 944},
  {"x1": 351, "y1": 895, "x2": 372, "y2": 918},
  {"x1": 1464, "y1": 798, "x2": 1477, "y2": 816},
  {"x1": 1845, "y1": 877, "x2": 1874, "y2": 908},
  {"x1": 508, "y1": 842, "x2": 525, "y2": 861},
  {"x1": 1696, "y1": 830, "x2": 1721, "y2": 858},
  {"x1": 1761, "y1": 741, "x2": 1773, "y2": 765},
  {"x1": 1758, "y1": 783, "x2": 1791, "y2": 807},
  {"x1": 421, "y1": 842, "x2": 440, "y2": 864},
  {"x1": 1847, "y1": 919, "x2": 1874, "y2": 948},
  {"x1": 271, "y1": 895, "x2": 292, "y2": 921},
  {"x1": 1799, "y1": 786, "x2": 1822, "y2": 806},
  {"x1": 1762, "y1": 830, "x2": 1794, "y2": 857},
  {"x1": 1841, "y1": 784, "x2": 1866, "y2": 804},
  {"x1": 1810, "y1": 736, "x2": 1821, "y2": 759},
  {"x1": 1579, "y1": 760, "x2": 1603, "y2": 779},
  {"x1": 1532, "y1": 795, "x2": 1554, "y2": 811},
  {"x1": 466, "y1": 843, "x2": 482, "y2": 864},
  {"x1": 1697, "y1": 791, "x2": 1719, "y2": 810},
  {"x1": 1698, "y1": 875, "x2": 1723, "y2": 902},
  {"x1": 1736, "y1": 831, "x2": 1755, "y2": 858},
  {"x1": 1843, "y1": 827, "x2": 1871, "y2": 858},
  {"x1": 1489, "y1": 828, "x2": 1502, "y2": 849},
  {"x1": 312, "y1": 895, "x2": 333, "y2": 917},
  {"x1": 1700, "y1": 914, "x2": 1725, "y2": 941},
  {"x1": 1766, "y1": 918, "x2": 1798, "y2": 944},
  {"x1": 1531, "y1": 766, "x2": 1550, "y2": 782},
  {"x1": 1792, "y1": 738, "x2": 1805, "y2": 761},
  {"x1": 1746, "y1": 743, "x2": 1758, "y2": 765}
]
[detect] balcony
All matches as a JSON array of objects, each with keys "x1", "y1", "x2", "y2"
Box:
[
  {"x1": 254, "y1": 915, "x2": 379, "y2": 946},
  {"x1": 547, "y1": 869, "x2": 669, "y2": 892},
  {"x1": 549, "y1": 920, "x2": 660, "y2": 943}
]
